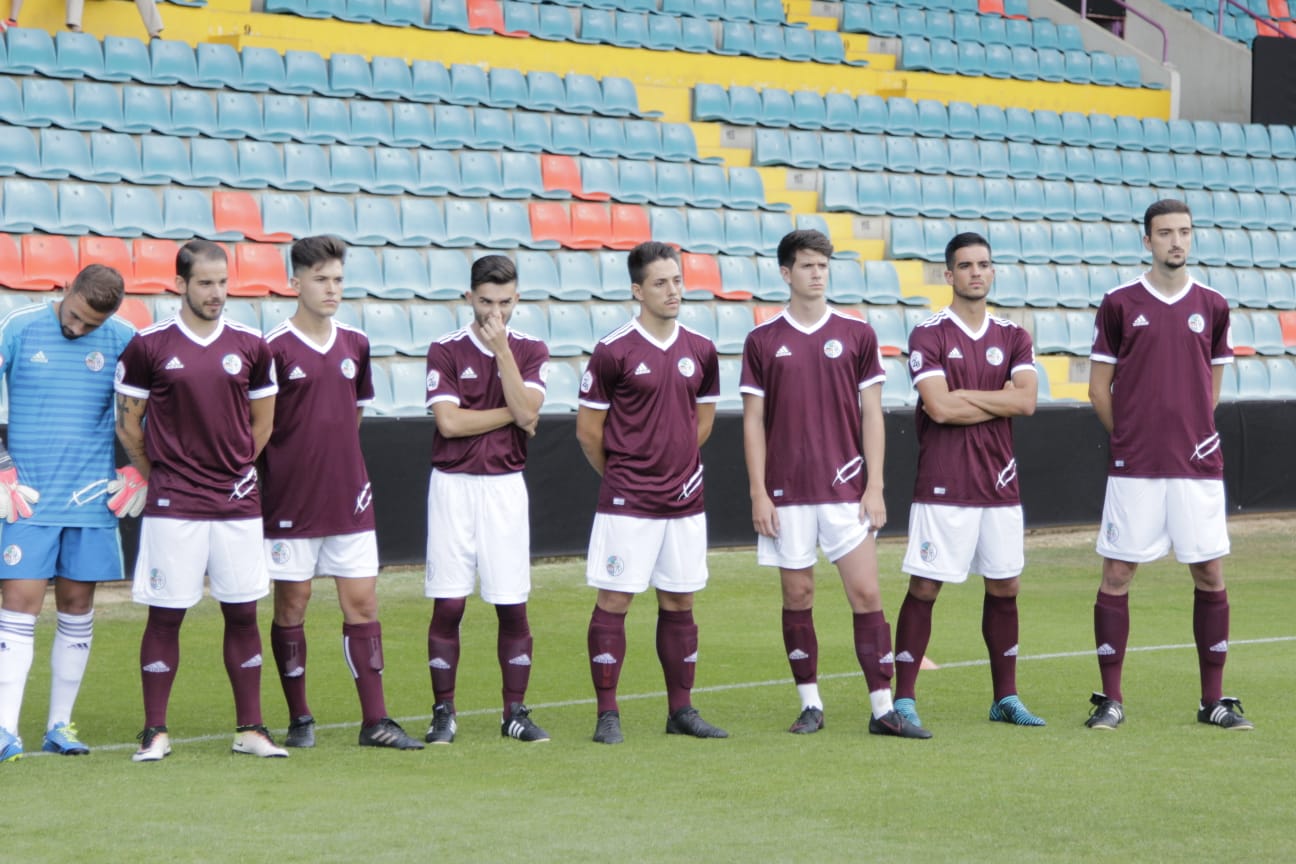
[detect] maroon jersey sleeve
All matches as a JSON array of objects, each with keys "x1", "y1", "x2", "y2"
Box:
[
  {"x1": 855, "y1": 324, "x2": 886, "y2": 390},
  {"x1": 113, "y1": 334, "x2": 151, "y2": 398},
  {"x1": 907, "y1": 319, "x2": 946, "y2": 385},
  {"x1": 1091, "y1": 292, "x2": 1123, "y2": 364},
  {"x1": 1210, "y1": 296, "x2": 1233, "y2": 364},
  {"x1": 356, "y1": 334, "x2": 375, "y2": 405},
  {"x1": 426, "y1": 339, "x2": 462, "y2": 407},
  {"x1": 696, "y1": 336, "x2": 720, "y2": 402},
  {"x1": 248, "y1": 335, "x2": 278, "y2": 399},
  {"x1": 517, "y1": 336, "x2": 549, "y2": 393},
  {"x1": 1008, "y1": 324, "x2": 1036, "y2": 376},
  {"x1": 579, "y1": 341, "x2": 616, "y2": 409},
  {"x1": 738, "y1": 329, "x2": 765, "y2": 396}
]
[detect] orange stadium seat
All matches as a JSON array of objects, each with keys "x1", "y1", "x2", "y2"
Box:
[
  {"x1": 1279, "y1": 311, "x2": 1296, "y2": 350},
  {"x1": 213, "y1": 191, "x2": 293, "y2": 243},
  {"x1": 753, "y1": 305, "x2": 782, "y2": 325},
  {"x1": 466, "y1": 0, "x2": 525, "y2": 36},
  {"x1": 218, "y1": 242, "x2": 250, "y2": 295},
  {"x1": 540, "y1": 155, "x2": 585, "y2": 199},
  {"x1": 78, "y1": 237, "x2": 140, "y2": 290},
  {"x1": 529, "y1": 201, "x2": 571, "y2": 247},
  {"x1": 683, "y1": 252, "x2": 752, "y2": 300},
  {"x1": 0, "y1": 234, "x2": 24, "y2": 290},
  {"x1": 116, "y1": 297, "x2": 153, "y2": 330},
  {"x1": 132, "y1": 239, "x2": 180, "y2": 294},
  {"x1": 19, "y1": 235, "x2": 77, "y2": 290},
  {"x1": 569, "y1": 202, "x2": 613, "y2": 249},
  {"x1": 236, "y1": 243, "x2": 289, "y2": 296},
  {"x1": 608, "y1": 203, "x2": 650, "y2": 250}
]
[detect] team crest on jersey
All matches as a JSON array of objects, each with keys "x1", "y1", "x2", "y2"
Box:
[
  {"x1": 909, "y1": 350, "x2": 923, "y2": 372},
  {"x1": 823, "y1": 339, "x2": 843, "y2": 359},
  {"x1": 985, "y1": 347, "x2": 1004, "y2": 366},
  {"x1": 221, "y1": 354, "x2": 243, "y2": 375},
  {"x1": 538, "y1": 361, "x2": 551, "y2": 383},
  {"x1": 919, "y1": 541, "x2": 937, "y2": 564},
  {"x1": 1187, "y1": 313, "x2": 1205, "y2": 334},
  {"x1": 677, "y1": 357, "x2": 696, "y2": 377},
  {"x1": 149, "y1": 568, "x2": 165, "y2": 591},
  {"x1": 426, "y1": 369, "x2": 440, "y2": 391},
  {"x1": 85, "y1": 351, "x2": 105, "y2": 372},
  {"x1": 114, "y1": 360, "x2": 126, "y2": 384},
  {"x1": 606, "y1": 555, "x2": 625, "y2": 578},
  {"x1": 270, "y1": 542, "x2": 291, "y2": 566},
  {"x1": 580, "y1": 370, "x2": 593, "y2": 393},
  {"x1": 3, "y1": 545, "x2": 21, "y2": 566},
  {"x1": 340, "y1": 358, "x2": 357, "y2": 379}
]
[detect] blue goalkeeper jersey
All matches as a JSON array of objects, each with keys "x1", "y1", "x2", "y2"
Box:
[{"x1": 0, "y1": 302, "x2": 135, "y2": 527}]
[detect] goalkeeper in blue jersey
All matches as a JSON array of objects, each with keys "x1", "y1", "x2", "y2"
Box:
[{"x1": 0, "y1": 265, "x2": 137, "y2": 763}]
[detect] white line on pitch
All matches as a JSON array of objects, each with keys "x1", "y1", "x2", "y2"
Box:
[{"x1": 45, "y1": 634, "x2": 1296, "y2": 755}]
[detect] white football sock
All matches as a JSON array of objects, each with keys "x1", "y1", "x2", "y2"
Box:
[
  {"x1": 796, "y1": 683, "x2": 823, "y2": 711},
  {"x1": 0, "y1": 610, "x2": 37, "y2": 734},
  {"x1": 48, "y1": 610, "x2": 93, "y2": 730},
  {"x1": 868, "y1": 688, "x2": 894, "y2": 719}
]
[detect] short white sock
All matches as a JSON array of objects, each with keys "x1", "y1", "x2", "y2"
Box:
[
  {"x1": 0, "y1": 610, "x2": 37, "y2": 734},
  {"x1": 869, "y1": 688, "x2": 894, "y2": 719},
  {"x1": 48, "y1": 610, "x2": 94, "y2": 730},
  {"x1": 796, "y1": 683, "x2": 822, "y2": 711}
]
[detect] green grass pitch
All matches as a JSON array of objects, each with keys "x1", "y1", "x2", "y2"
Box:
[{"x1": 4, "y1": 519, "x2": 1293, "y2": 863}]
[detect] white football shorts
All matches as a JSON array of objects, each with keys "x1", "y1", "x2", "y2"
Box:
[
  {"x1": 265, "y1": 531, "x2": 379, "y2": 581},
  {"x1": 132, "y1": 517, "x2": 270, "y2": 609},
  {"x1": 901, "y1": 503, "x2": 1024, "y2": 582},
  {"x1": 756, "y1": 502, "x2": 875, "y2": 569},
  {"x1": 585, "y1": 512, "x2": 709, "y2": 594},
  {"x1": 1097, "y1": 476, "x2": 1230, "y2": 564},
  {"x1": 425, "y1": 469, "x2": 531, "y2": 604}
]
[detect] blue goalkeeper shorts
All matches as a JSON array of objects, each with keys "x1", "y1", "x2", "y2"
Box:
[{"x1": 0, "y1": 523, "x2": 124, "y2": 582}]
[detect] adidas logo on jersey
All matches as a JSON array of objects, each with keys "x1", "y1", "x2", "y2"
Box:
[
  {"x1": 947, "y1": 347, "x2": 964, "y2": 359},
  {"x1": 460, "y1": 366, "x2": 477, "y2": 380},
  {"x1": 634, "y1": 362, "x2": 651, "y2": 376},
  {"x1": 508, "y1": 654, "x2": 532, "y2": 666},
  {"x1": 591, "y1": 652, "x2": 618, "y2": 665},
  {"x1": 1132, "y1": 314, "x2": 1150, "y2": 327},
  {"x1": 428, "y1": 657, "x2": 452, "y2": 670},
  {"x1": 30, "y1": 351, "x2": 48, "y2": 364},
  {"x1": 787, "y1": 649, "x2": 810, "y2": 661},
  {"x1": 165, "y1": 356, "x2": 185, "y2": 370},
  {"x1": 288, "y1": 366, "x2": 307, "y2": 380},
  {"x1": 240, "y1": 653, "x2": 263, "y2": 669},
  {"x1": 775, "y1": 345, "x2": 792, "y2": 358},
  {"x1": 1096, "y1": 643, "x2": 1116, "y2": 656},
  {"x1": 895, "y1": 650, "x2": 916, "y2": 663},
  {"x1": 142, "y1": 661, "x2": 172, "y2": 674},
  {"x1": 1209, "y1": 640, "x2": 1229, "y2": 652}
]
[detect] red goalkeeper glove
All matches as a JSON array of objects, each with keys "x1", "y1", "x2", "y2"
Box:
[
  {"x1": 0, "y1": 452, "x2": 39, "y2": 524},
  {"x1": 106, "y1": 466, "x2": 147, "y2": 518}
]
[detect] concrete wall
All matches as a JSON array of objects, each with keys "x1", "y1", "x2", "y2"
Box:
[{"x1": 1027, "y1": 0, "x2": 1178, "y2": 93}]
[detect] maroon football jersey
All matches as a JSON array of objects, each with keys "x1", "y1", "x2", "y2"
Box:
[
  {"x1": 740, "y1": 309, "x2": 886, "y2": 505},
  {"x1": 579, "y1": 319, "x2": 719, "y2": 518},
  {"x1": 260, "y1": 320, "x2": 376, "y2": 538},
  {"x1": 908, "y1": 310, "x2": 1035, "y2": 506},
  {"x1": 426, "y1": 326, "x2": 549, "y2": 475},
  {"x1": 114, "y1": 317, "x2": 277, "y2": 520},
  {"x1": 1091, "y1": 274, "x2": 1232, "y2": 479}
]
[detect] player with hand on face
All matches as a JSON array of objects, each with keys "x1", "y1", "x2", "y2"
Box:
[
  {"x1": 892, "y1": 233, "x2": 1044, "y2": 734},
  {"x1": 115, "y1": 240, "x2": 287, "y2": 762},
  {"x1": 577, "y1": 241, "x2": 727, "y2": 745},
  {"x1": 261, "y1": 236, "x2": 422, "y2": 751},
  {"x1": 424, "y1": 255, "x2": 550, "y2": 745},
  {"x1": 1085, "y1": 200, "x2": 1250, "y2": 732},
  {"x1": 0, "y1": 265, "x2": 134, "y2": 763},
  {"x1": 741, "y1": 230, "x2": 927, "y2": 739}
]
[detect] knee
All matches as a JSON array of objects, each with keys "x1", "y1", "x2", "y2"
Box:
[
  {"x1": 1189, "y1": 560, "x2": 1225, "y2": 591},
  {"x1": 780, "y1": 571, "x2": 815, "y2": 610},
  {"x1": 907, "y1": 577, "x2": 942, "y2": 603}
]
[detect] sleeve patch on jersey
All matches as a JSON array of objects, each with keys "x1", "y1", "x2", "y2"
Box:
[
  {"x1": 909, "y1": 350, "x2": 923, "y2": 372},
  {"x1": 426, "y1": 369, "x2": 440, "y2": 391},
  {"x1": 580, "y1": 369, "x2": 593, "y2": 393}
]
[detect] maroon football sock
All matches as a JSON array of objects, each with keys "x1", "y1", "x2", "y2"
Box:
[
  {"x1": 496, "y1": 603, "x2": 533, "y2": 717},
  {"x1": 1093, "y1": 590, "x2": 1129, "y2": 703},
  {"x1": 587, "y1": 605, "x2": 626, "y2": 714},
  {"x1": 344, "y1": 621, "x2": 388, "y2": 727},
  {"x1": 427, "y1": 596, "x2": 466, "y2": 705},
  {"x1": 221, "y1": 601, "x2": 264, "y2": 728},
  {"x1": 140, "y1": 606, "x2": 185, "y2": 729},
  {"x1": 270, "y1": 622, "x2": 311, "y2": 720},
  {"x1": 852, "y1": 610, "x2": 894, "y2": 694},
  {"x1": 893, "y1": 592, "x2": 934, "y2": 700},
  {"x1": 1193, "y1": 588, "x2": 1229, "y2": 705},
  {"x1": 781, "y1": 607, "x2": 818, "y2": 685},
  {"x1": 656, "y1": 609, "x2": 698, "y2": 714},
  {"x1": 982, "y1": 593, "x2": 1020, "y2": 702}
]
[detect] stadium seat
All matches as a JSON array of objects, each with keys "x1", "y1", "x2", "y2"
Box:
[
  {"x1": 547, "y1": 303, "x2": 595, "y2": 357},
  {"x1": 406, "y1": 303, "x2": 457, "y2": 355},
  {"x1": 17, "y1": 234, "x2": 77, "y2": 290},
  {"x1": 79, "y1": 236, "x2": 138, "y2": 289},
  {"x1": 421, "y1": 249, "x2": 471, "y2": 300}
]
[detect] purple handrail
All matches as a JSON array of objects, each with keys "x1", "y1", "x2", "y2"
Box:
[
  {"x1": 1080, "y1": 0, "x2": 1170, "y2": 63},
  {"x1": 1217, "y1": 0, "x2": 1295, "y2": 38}
]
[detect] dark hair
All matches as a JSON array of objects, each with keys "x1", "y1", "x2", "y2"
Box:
[
  {"x1": 776, "y1": 229, "x2": 834, "y2": 269},
  {"x1": 68, "y1": 264, "x2": 125, "y2": 314},
  {"x1": 1143, "y1": 198, "x2": 1192, "y2": 237},
  {"x1": 944, "y1": 232, "x2": 992, "y2": 270},
  {"x1": 291, "y1": 235, "x2": 347, "y2": 274},
  {"x1": 175, "y1": 239, "x2": 227, "y2": 282},
  {"x1": 627, "y1": 241, "x2": 680, "y2": 286},
  {"x1": 470, "y1": 254, "x2": 517, "y2": 290}
]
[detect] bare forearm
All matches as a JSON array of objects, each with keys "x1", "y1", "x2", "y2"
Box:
[
  {"x1": 115, "y1": 395, "x2": 152, "y2": 479},
  {"x1": 955, "y1": 388, "x2": 1035, "y2": 418},
  {"x1": 741, "y1": 408, "x2": 768, "y2": 499}
]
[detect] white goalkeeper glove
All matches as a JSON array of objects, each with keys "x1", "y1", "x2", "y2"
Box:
[
  {"x1": 106, "y1": 466, "x2": 148, "y2": 519},
  {"x1": 0, "y1": 452, "x2": 39, "y2": 524}
]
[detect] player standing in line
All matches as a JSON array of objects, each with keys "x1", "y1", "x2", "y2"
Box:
[
  {"x1": 261, "y1": 236, "x2": 422, "y2": 751},
  {"x1": 577, "y1": 241, "x2": 727, "y2": 745},
  {"x1": 1085, "y1": 199, "x2": 1252, "y2": 731},
  {"x1": 115, "y1": 240, "x2": 288, "y2": 761},
  {"x1": 0, "y1": 265, "x2": 134, "y2": 763},
  {"x1": 741, "y1": 229, "x2": 928, "y2": 739},
  {"x1": 891, "y1": 233, "x2": 1044, "y2": 734},
  {"x1": 424, "y1": 255, "x2": 551, "y2": 744}
]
